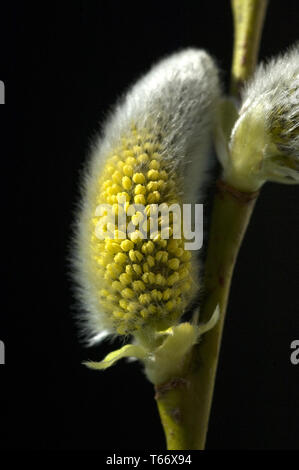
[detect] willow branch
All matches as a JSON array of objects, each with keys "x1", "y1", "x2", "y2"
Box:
[{"x1": 155, "y1": 0, "x2": 268, "y2": 450}]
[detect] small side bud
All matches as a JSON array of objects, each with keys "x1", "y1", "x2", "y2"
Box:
[{"x1": 217, "y1": 45, "x2": 299, "y2": 192}]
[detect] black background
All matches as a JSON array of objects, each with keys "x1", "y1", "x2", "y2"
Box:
[{"x1": 1, "y1": 0, "x2": 299, "y2": 450}]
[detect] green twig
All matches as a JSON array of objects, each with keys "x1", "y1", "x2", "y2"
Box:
[
  {"x1": 155, "y1": 183, "x2": 258, "y2": 449},
  {"x1": 230, "y1": 0, "x2": 268, "y2": 99}
]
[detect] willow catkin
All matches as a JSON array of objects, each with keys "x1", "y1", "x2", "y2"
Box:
[{"x1": 72, "y1": 49, "x2": 220, "y2": 345}]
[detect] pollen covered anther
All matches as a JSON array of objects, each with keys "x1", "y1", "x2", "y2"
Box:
[{"x1": 84, "y1": 129, "x2": 200, "y2": 334}]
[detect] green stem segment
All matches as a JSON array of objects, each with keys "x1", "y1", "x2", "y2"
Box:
[
  {"x1": 230, "y1": 0, "x2": 268, "y2": 99},
  {"x1": 155, "y1": 182, "x2": 258, "y2": 449}
]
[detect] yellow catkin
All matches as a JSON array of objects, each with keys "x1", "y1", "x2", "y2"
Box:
[{"x1": 89, "y1": 128, "x2": 195, "y2": 335}]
